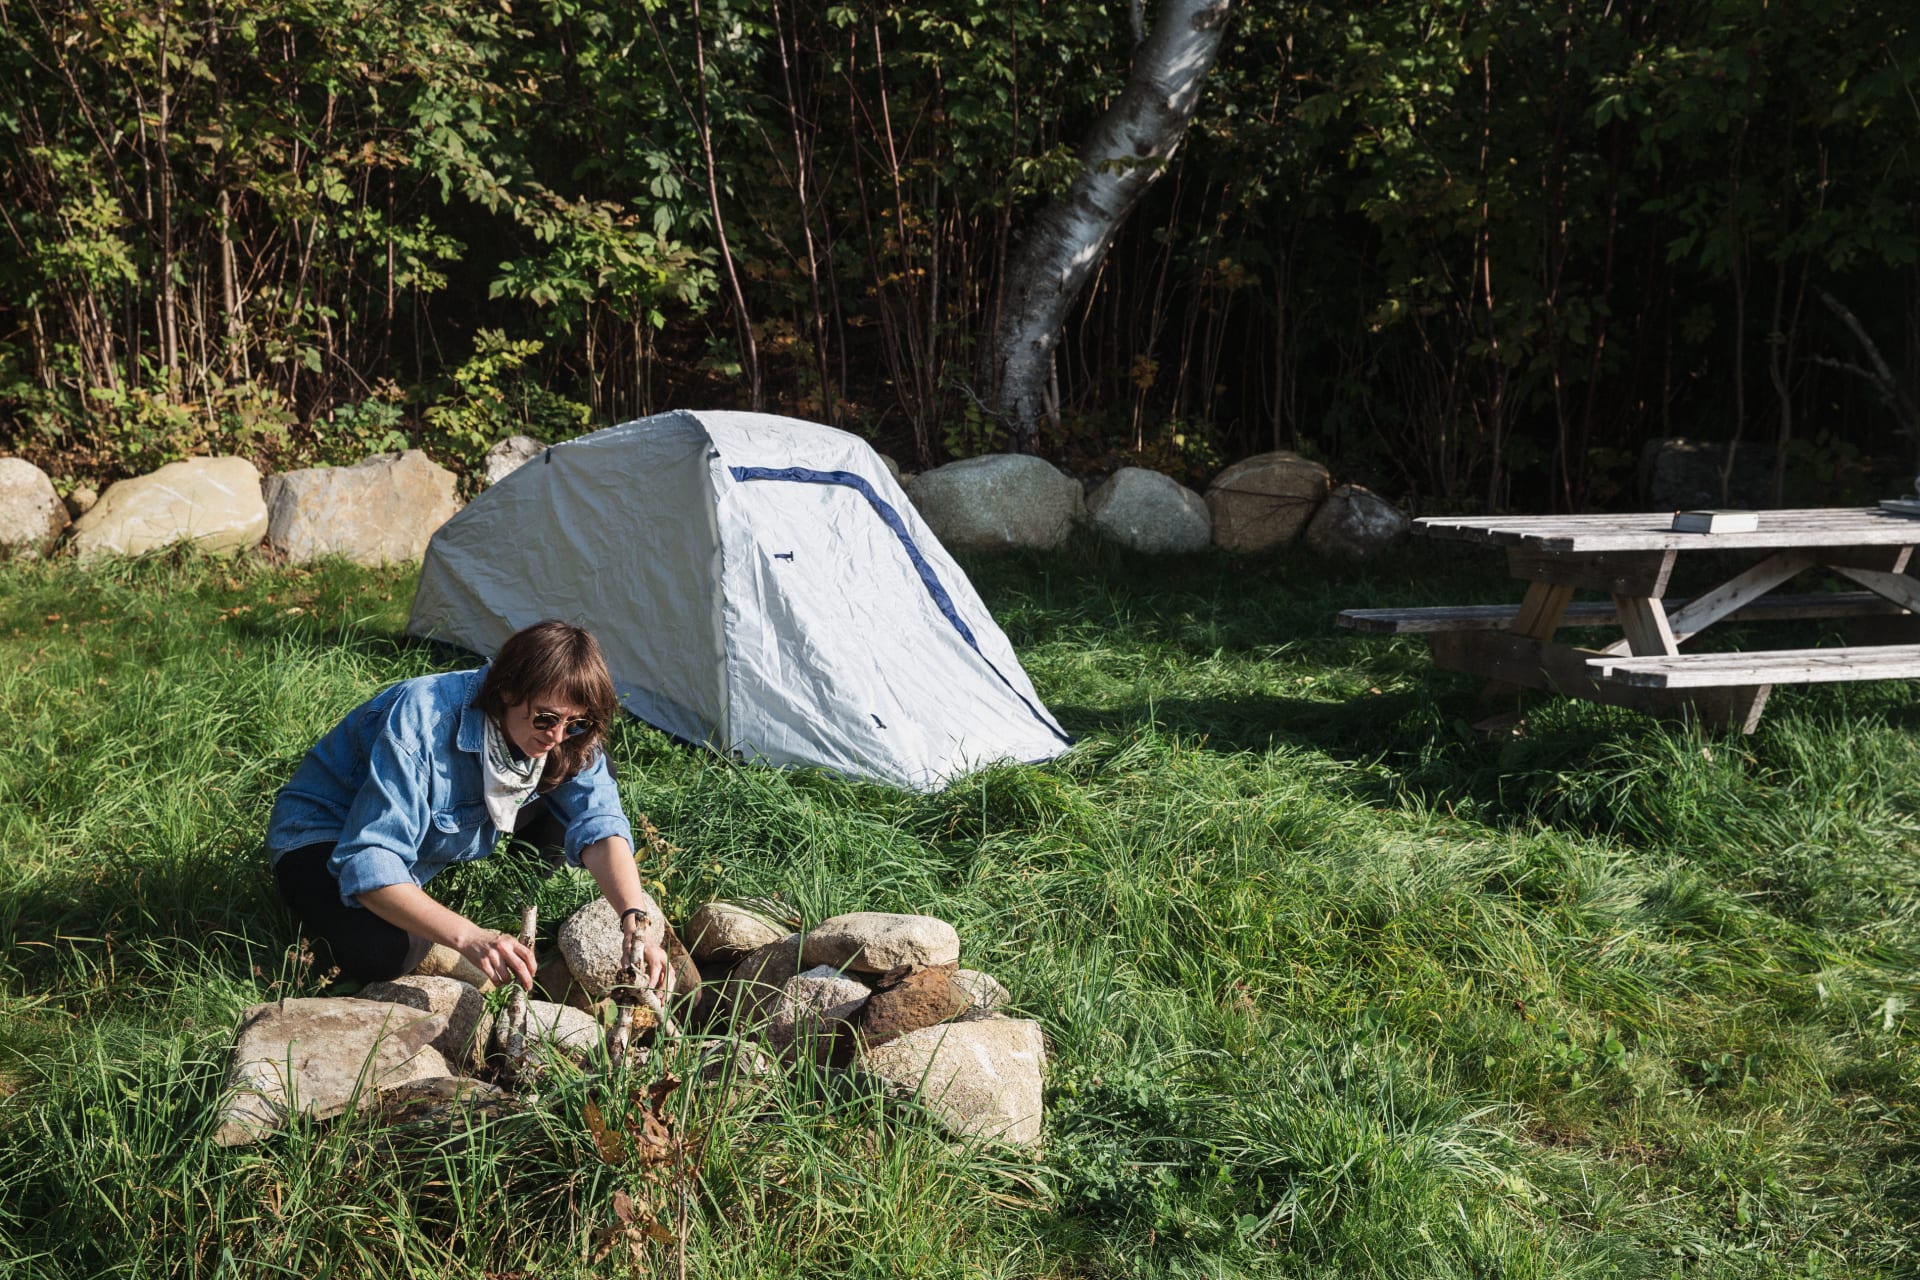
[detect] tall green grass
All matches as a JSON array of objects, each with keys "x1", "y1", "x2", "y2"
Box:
[{"x1": 0, "y1": 543, "x2": 1914, "y2": 1277}]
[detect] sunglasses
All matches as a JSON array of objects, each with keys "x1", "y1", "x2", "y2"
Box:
[{"x1": 529, "y1": 709, "x2": 598, "y2": 738}]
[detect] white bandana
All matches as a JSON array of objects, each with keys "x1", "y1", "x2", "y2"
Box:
[{"x1": 482, "y1": 715, "x2": 547, "y2": 831}]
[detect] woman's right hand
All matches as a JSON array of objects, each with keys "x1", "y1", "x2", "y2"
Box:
[
  {"x1": 457, "y1": 926, "x2": 537, "y2": 990},
  {"x1": 361, "y1": 882, "x2": 539, "y2": 990}
]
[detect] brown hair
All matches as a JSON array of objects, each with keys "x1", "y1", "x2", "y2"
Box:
[{"x1": 474, "y1": 620, "x2": 618, "y2": 790}]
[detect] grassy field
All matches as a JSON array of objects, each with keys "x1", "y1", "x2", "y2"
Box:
[{"x1": 0, "y1": 541, "x2": 1915, "y2": 1278}]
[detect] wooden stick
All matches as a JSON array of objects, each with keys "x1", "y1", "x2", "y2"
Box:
[
  {"x1": 605, "y1": 917, "x2": 680, "y2": 1070},
  {"x1": 502, "y1": 904, "x2": 538, "y2": 1069}
]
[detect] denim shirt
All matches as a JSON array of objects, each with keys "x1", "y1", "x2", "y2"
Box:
[{"x1": 267, "y1": 667, "x2": 633, "y2": 908}]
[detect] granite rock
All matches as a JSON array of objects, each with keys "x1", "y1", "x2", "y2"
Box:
[
  {"x1": 718, "y1": 934, "x2": 803, "y2": 1032},
  {"x1": 213, "y1": 998, "x2": 451, "y2": 1146},
  {"x1": 70, "y1": 457, "x2": 267, "y2": 560},
  {"x1": 1086, "y1": 467, "x2": 1211, "y2": 554},
  {"x1": 498, "y1": 999, "x2": 602, "y2": 1063},
  {"x1": 905, "y1": 455, "x2": 1084, "y2": 552},
  {"x1": 1303, "y1": 484, "x2": 1409, "y2": 559},
  {"x1": 0, "y1": 458, "x2": 70, "y2": 556},
  {"x1": 801, "y1": 912, "x2": 960, "y2": 975},
  {"x1": 858, "y1": 1015, "x2": 1047, "y2": 1147},
  {"x1": 484, "y1": 435, "x2": 545, "y2": 486},
  {"x1": 767, "y1": 965, "x2": 872, "y2": 1056},
  {"x1": 952, "y1": 969, "x2": 1011, "y2": 1015},
  {"x1": 558, "y1": 898, "x2": 665, "y2": 1000},
  {"x1": 683, "y1": 902, "x2": 788, "y2": 967},
  {"x1": 263, "y1": 450, "x2": 461, "y2": 565},
  {"x1": 1204, "y1": 451, "x2": 1329, "y2": 552},
  {"x1": 356, "y1": 975, "x2": 494, "y2": 1071}
]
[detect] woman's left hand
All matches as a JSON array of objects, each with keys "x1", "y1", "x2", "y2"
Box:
[{"x1": 638, "y1": 940, "x2": 670, "y2": 991}]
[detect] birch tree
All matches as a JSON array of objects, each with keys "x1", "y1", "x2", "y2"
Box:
[{"x1": 990, "y1": 0, "x2": 1236, "y2": 450}]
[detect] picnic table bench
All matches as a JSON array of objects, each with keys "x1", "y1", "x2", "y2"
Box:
[{"x1": 1336, "y1": 507, "x2": 1920, "y2": 731}]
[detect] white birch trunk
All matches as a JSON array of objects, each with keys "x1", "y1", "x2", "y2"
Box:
[{"x1": 991, "y1": 0, "x2": 1235, "y2": 448}]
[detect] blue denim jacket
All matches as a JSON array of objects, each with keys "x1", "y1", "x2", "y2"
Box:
[{"x1": 267, "y1": 666, "x2": 633, "y2": 908}]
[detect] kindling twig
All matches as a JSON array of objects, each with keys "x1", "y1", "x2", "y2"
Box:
[
  {"x1": 605, "y1": 917, "x2": 679, "y2": 1071},
  {"x1": 502, "y1": 904, "x2": 538, "y2": 1069}
]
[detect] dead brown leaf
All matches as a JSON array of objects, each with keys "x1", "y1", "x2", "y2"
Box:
[{"x1": 585, "y1": 1096, "x2": 627, "y2": 1166}]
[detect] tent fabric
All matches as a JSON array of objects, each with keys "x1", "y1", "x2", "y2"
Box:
[{"x1": 407, "y1": 410, "x2": 1071, "y2": 790}]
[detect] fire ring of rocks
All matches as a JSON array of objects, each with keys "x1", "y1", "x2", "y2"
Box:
[{"x1": 213, "y1": 903, "x2": 1043, "y2": 1149}]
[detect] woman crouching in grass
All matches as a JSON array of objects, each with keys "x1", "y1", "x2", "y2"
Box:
[{"x1": 267, "y1": 620, "x2": 669, "y2": 993}]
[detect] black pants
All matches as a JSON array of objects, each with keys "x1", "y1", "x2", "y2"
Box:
[{"x1": 276, "y1": 792, "x2": 574, "y2": 983}]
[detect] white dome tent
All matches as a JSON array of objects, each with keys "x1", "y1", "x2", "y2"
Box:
[{"x1": 407, "y1": 410, "x2": 1073, "y2": 791}]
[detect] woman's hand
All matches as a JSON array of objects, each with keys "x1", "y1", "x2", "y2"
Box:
[
  {"x1": 361, "y1": 882, "x2": 537, "y2": 990},
  {"x1": 639, "y1": 939, "x2": 670, "y2": 991},
  {"x1": 583, "y1": 836, "x2": 670, "y2": 992},
  {"x1": 619, "y1": 909, "x2": 670, "y2": 990},
  {"x1": 456, "y1": 926, "x2": 538, "y2": 990}
]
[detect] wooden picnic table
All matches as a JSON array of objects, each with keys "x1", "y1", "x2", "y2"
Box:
[{"x1": 1337, "y1": 507, "x2": 1920, "y2": 731}]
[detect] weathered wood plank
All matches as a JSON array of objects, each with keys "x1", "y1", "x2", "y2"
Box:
[
  {"x1": 1336, "y1": 590, "x2": 1911, "y2": 634},
  {"x1": 1832, "y1": 566, "x2": 1920, "y2": 613},
  {"x1": 1510, "y1": 581, "x2": 1575, "y2": 638},
  {"x1": 1507, "y1": 547, "x2": 1676, "y2": 596},
  {"x1": 1415, "y1": 508, "x2": 1920, "y2": 553},
  {"x1": 1591, "y1": 644, "x2": 1920, "y2": 688},
  {"x1": 1428, "y1": 631, "x2": 1773, "y2": 729},
  {"x1": 1614, "y1": 595, "x2": 1679, "y2": 655}
]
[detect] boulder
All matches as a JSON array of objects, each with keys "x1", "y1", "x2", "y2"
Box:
[
  {"x1": 877, "y1": 454, "x2": 903, "y2": 484},
  {"x1": 767, "y1": 965, "x2": 872, "y2": 1056},
  {"x1": 557, "y1": 898, "x2": 665, "y2": 1000},
  {"x1": 410, "y1": 942, "x2": 493, "y2": 992},
  {"x1": 664, "y1": 924, "x2": 702, "y2": 1001},
  {"x1": 858, "y1": 1016, "x2": 1047, "y2": 1147},
  {"x1": 533, "y1": 949, "x2": 592, "y2": 1010},
  {"x1": 856, "y1": 963, "x2": 969, "y2": 1047},
  {"x1": 0, "y1": 458, "x2": 71, "y2": 556},
  {"x1": 556, "y1": 905, "x2": 691, "y2": 1005},
  {"x1": 1086, "y1": 467, "x2": 1211, "y2": 554},
  {"x1": 905, "y1": 455, "x2": 1085, "y2": 551},
  {"x1": 953, "y1": 969, "x2": 1011, "y2": 1016},
  {"x1": 212, "y1": 998, "x2": 451, "y2": 1146},
  {"x1": 558, "y1": 899, "x2": 625, "y2": 999},
  {"x1": 801, "y1": 912, "x2": 959, "y2": 975},
  {"x1": 683, "y1": 902, "x2": 788, "y2": 967},
  {"x1": 69, "y1": 457, "x2": 267, "y2": 561},
  {"x1": 717, "y1": 934, "x2": 803, "y2": 1031},
  {"x1": 484, "y1": 435, "x2": 544, "y2": 486},
  {"x1": 497, "y1": 999, "x2": 602, "y2": 1062},
  {"x1": 356, "y1": 975, "x2": 493, "y2": 1071},
  {"x1": 263, "y1": 450, "x2": 461, "y2": 565},
  {"x1": 1204, "y1": 451, "x2": 1329, "y2": 552},
  {"x1": 64, "y1": 485, "x2": 98, "y2": 519},
  {"x1": 1303, "y1": 484, "x2": 1409, "y2": 559},
  {"x1": 1639, "y1": 437, "x2": 1776, "y2": 509}
]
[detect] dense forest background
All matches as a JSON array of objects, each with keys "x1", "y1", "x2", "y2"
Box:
[{"x1": 2, "y1": 0, "x2": 1917, "y2": 512}]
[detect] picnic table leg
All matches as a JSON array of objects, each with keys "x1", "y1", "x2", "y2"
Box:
[
  {"x1": 1610, "y1": 595, "x2": 1679, "y2": 656},
  {"x1": 1686, "y1": 685, "x2": 1772, "y2": 734},
  {"x1": 1608, "y1": 593, "x2": 1775, "y2": 732},
  {"x1": 1601, "y1": 550, "x2": 1817, "y2": 654},
  {"x1": 1481, "y1": 581, "x2": 1574, "y2": 698}
]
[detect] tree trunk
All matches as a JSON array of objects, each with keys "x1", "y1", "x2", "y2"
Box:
[{"x1": 990, "y1": 0, "x2": 1234, "y2": 450}]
